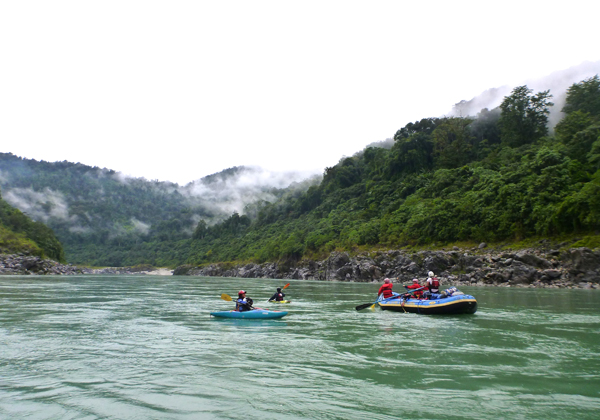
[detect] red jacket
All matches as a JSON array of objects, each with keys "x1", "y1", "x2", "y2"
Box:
[
  {"x1": 406, "y1": 283, "x2": 424, "y2": 298},
  {"x1": 378, "y1": 283, "x2": 394, "y2": 298}
]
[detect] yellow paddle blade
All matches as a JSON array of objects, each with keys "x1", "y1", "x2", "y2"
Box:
[
  {"x1": 221, "y1": 293, "x2": 233, "y2": 302},
  {"x1": 369, "y1": 303, "x2": 376, "y2": 311}
]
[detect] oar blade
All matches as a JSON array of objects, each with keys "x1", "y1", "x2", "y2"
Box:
[
  {"x1": 221, "y1": 293, "x2": 233, "y2": 302},
  {"x1": 283, "y1": 283, "x2": 290, "y2": 290},
  {"x1": 355, "y1": 302, "x2": 375, "y2": 311}
]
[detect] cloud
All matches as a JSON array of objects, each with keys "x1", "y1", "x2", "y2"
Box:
[
  {"x1": 130, "y1": 218, "x2": 150, "y2": 235},
  {"x1": 447, "y1": 60, "x2": 600, "y2": 128},
  {"x1": 3, "y1": 187, "x2": 75, "y2": 223},
  {"x1": 182, "y1": 166, "x2": 321, "y2": 217}
]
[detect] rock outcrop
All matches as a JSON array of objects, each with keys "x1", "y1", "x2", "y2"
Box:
[
  {"x1": 0, "y1": 254, "x2": 83, "y2": 275},
  {"x1": 174, "y1": 246, "x2": 600, "y2": 289},
  {"x1": 0, "y1": 255, "x2": 173, "y2": 276}
]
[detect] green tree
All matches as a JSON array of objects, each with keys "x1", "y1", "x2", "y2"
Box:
[
  {"x1": 499, "y1": 86, "x2": 554, "y2": 147},
  {"x1": 562, "y1": 75, "x2": 600, "y2": 116},
  {"x1": 555, "y1": 110, "x2": 600, "y2": 162},
  {"x1": 192, "y1": 219, "x2": 207, "y2": 240},
  {"x1": 432, "y1": 117, "x2": 474, "y2": 169}
]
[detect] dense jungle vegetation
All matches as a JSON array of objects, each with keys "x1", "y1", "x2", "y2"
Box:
[
  {"x1": 1, "y1": 76, "x2": 599, "y2": 267},
  {"x1": 0, "y1": 156, "x2": 307, "y2": 266},
  {"x1": 0, "y1": 190, "x2": 65, "y2": 261},
  {"x1": 185, "y1": 76, "x2": 600, "y2": 266}
]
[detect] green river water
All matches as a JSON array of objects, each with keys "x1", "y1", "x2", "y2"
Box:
[{"x1": 0, "y1": 276, "x2": 599, "y2": 420}]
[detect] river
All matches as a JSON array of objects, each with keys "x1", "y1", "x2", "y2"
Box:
[{"x1": 1, "y1": 276, "x2": 599, "y2": 419}]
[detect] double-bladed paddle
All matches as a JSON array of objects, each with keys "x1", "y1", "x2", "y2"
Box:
[
  {"x1": 221, "y1": 293, "x2": 254, "y2": 310},
  {"x1": 267, "y1": 283, "x2": 290, "y2": 302}
]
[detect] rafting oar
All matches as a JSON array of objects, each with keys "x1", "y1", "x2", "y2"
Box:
[
  {"x1": 355, "y1": 294, "x2": 382, "y2": 311},
  {"x1": 356, "y1": 286, "x2": 427, "y2": 311},
  {"x1": 388, "y1": 286, "x2": 426, "y2": 299}
]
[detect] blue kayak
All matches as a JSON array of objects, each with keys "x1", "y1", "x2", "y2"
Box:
[{"x1": 210, "y1": 309, "x2": 288, "y2": 319}]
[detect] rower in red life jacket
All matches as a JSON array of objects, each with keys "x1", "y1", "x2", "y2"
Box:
[
  {"x1": 405, "y1": 278, "x2": 424, "y2": 298},
  {"x1": 377, "y1": 278, "x2": 396, "y2": 298}
]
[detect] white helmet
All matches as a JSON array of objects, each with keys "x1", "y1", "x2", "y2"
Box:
[{"x1": 428, "y1": 271, "x2": 434, "y2": 277}]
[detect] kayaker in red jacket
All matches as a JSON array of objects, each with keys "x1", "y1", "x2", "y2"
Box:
[
  {"x1": 405, "y1": 278, "x2": 424, "y2": 298},
  {"x1": 377, "y1": 278, "x2": 395, "y2": 298}
]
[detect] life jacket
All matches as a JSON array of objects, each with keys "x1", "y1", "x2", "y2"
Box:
[
  {"x1": 406, "y1": 283, "x2": 423, "y2": 298},
  {"x1": 236, "y1": 298, "x2": 252, "y2": 312},
  {"x1": 378, "y1": 283, "x2": 394, "y2": 298},
  {"x1": 428, "y1": 278, "x2": 440, "y2": 293}
]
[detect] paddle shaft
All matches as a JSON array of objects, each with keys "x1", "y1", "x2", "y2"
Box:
[
  {"x1": 221, "y1": 293, "x2": 254, "y2": 310},
  {"x1": 355, "y1": 286, "x2": 427, "y2": 311},
  {"x1": 267, "y1": 283, "x2": 290, "y2": 302}
]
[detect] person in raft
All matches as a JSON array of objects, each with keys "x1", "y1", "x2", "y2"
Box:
[
  {"x1": 236, "y1": 290, "x2": 254, "y2": 312},
  {"x1": 377, "y1": 278, "x2": 397, "y2": 299},
  {"x1": 405, "y1": 278, "x2": 424, "y2": 298},
  {"x1": 424, "y1": 271, "x2": 441, "y2": 299},
  {"x1": 268, "y1": 287, "x2": 286, "y2": 302}
]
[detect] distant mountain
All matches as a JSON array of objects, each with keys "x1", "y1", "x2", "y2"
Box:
[{"x1": 0, "y1": 153, "x2": 319, "y2": 265}]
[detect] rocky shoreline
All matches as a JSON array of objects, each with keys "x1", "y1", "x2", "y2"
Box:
[
  {"x1": 0, "y1": 254, "x2": 173, "y2": 276},
  {"x1": 3, "y1": 245, "x2": 599, "y2": 289},
  {"x1": 173, "y1": 245, "x2": 600, "y2": 289}
]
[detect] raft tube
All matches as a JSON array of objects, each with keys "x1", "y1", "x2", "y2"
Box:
[{"x1": 377, "y1": 292, "x2": 477, "y2": 315}]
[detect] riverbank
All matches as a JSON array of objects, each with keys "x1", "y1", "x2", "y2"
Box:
[
  {"x1": 173, "y1": 245, "x2": 600, "y2": 289},
  {"x1": 3, "y1": 245, "x2": 599, "y2": 289},
  {"x1": 0, "y1": 254, "x2": 173, "y2": 276}
]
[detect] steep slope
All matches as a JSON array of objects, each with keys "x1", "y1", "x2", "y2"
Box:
[
  {"x1": 0, "y1": 190, "x2": 65, "y2": 261},
  {"x1": 0, "y1": 156, "x2": 318, "y2": 265}
]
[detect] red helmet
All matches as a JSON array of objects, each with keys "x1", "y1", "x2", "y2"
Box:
[{"x1": 238, "y1": 290, "x2": 246, "y2": 296}]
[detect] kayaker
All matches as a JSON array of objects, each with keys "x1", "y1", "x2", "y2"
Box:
[
  {"x1": 236, "y1": 290, "x2": 254, "y2": 312},
  {"x1": 377, "y1": 278, "x2": 396, "y2": 299},
  {"x1": 425, "y1": 271, "x2": 441, "y2": 299},
  {"x1": 268, "y1": 287, "x2": 286, "y2": 302},
  {"x1": 405, "y1": 278, "x2": 424, "y2": 298}
]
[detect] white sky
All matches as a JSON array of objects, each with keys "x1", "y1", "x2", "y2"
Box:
[{"x1": 1, "y1": 1, "x2": 599, "y2": 185}]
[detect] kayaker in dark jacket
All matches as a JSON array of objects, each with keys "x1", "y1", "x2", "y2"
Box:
[
  {"x1": 236, "y1": 290, "x2": 254, "y2": 312},
  {"x1": 268, "y1": 287, "x2": 286, "y2": 302},
  {"x1": 377, "y1": 278, "x2": 396, "y2": 299}
]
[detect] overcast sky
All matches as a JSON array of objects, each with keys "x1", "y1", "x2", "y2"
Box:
[{"x1": 1, "y1": 1, "x2": 599, "y2": 185}]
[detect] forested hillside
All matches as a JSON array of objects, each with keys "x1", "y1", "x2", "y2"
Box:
[
  {"x1": 0, "y1": 158, "x2": 316, "y2": 266},
  {"x1": 2, "y1": 76, "x2": 599, "y2": 268},
  {"x1": 0, "y1": 189, "x2": 65, "y2": 261},
  {"x1": 184, "y1": 76, "x2": 600, "y2": 266}
]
